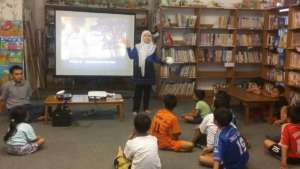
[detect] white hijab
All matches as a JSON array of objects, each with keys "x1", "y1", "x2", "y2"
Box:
[{"x1": 135, "y1": 30, "x2": 156, "y2": 77}]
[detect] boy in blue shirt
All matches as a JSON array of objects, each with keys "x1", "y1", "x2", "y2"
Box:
[{"x1": 213, "y1": 108, "x2": 249, "y2": 169}]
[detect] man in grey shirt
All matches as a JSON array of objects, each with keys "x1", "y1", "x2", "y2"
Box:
[{"x1": 0, "y1": 65, "x2": 35, "y2": 120}]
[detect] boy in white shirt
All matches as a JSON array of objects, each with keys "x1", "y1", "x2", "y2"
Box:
[{"x1": 115, "y1": 114, "x2": 161, "y2": 169}]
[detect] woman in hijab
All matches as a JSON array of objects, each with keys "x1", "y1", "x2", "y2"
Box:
[{"x1": 125, "y1": 30, "x2": 164, "y2": 115}]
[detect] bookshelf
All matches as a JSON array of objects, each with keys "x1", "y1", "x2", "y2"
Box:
[
  {"x1": 262, "y1": 8, "x2": 288, "y2": 84},
  {"x1": 286, "y1": 5, "x2": 300, "y2": 93},
  {"x1": 157, "y1": 6, "x2": 268, "y2": 99}
]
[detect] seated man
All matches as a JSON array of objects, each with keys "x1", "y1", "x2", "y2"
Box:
[
  {"x1": 150, "y1": 94, "x2": 194, "y2": 152},
  {"x1": 0, "y1": 65, "x2": 40, "y2": 121}
]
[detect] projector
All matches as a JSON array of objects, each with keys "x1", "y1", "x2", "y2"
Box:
[
  {"x1": 88, "y1": 91, "x2": 108, "y2": 100},
  {"x1": 56, "y1": 90, "x2": 72, "y2": 101}
]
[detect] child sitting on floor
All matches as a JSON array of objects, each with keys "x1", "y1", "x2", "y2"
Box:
[
  {"x1": 182, "y1": 89, "x2": 211, "y2": 124},
  {"x1": 246, "y1": 78, "x2": 265, "y2": 95},
  {"x1": 274, "y1": 93, "x2": 300, "y2": 126},
  {"x1": 4, "y1": 106, "x2": 45, "y2": 155},
  {"x1": 151, "y1": 94, "x2": 194, "y2": 152},
  {"x1": 115, "y1": 114, "x2": 161, "y2": 169},
  {"x1": 264, "y1": 103, "x2": 300, "y2": 168},
  {"x1": 199, "y1": 108, "x2": 249, "y2": 169}
]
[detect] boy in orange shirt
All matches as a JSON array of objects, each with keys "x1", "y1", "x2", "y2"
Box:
[{"x1": 150, "y1": 94, "x2": 194, "y2": 152}]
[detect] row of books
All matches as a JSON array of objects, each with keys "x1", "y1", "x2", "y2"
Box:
[
  {"x1": 288, "y1": 71, "x2": 300, "y2": 87},
  {"x1": 198, "y1": 33, "x2": 233, "y2": 47},
  {"x1": 217, "y1": 16, "x2": 235, "y2": 29},
  {"x1": 235, "y1": 50, "x2": 262, "y2": 64},
  {"x1": 292, "y1": 32, "x2": 300, "y2": 47},
  {"x1": 293, "y1": 11, "x2": 300, "y2": 29},
  {"x1": 265, "y1": 68, "x2": 285, "y2": 82},
  {"x1": 180, "y1": 66, "x2": 196, "y2": 77},
  {"x1": 162, "y1": 48, "x2": 196, "y2": 63},
  {"x1": 238, "y1": 16, "x2": 264, "y2": 29},
  {"x1": 164, "y1": 32, "x2": 197, "y2": 46},
  {"x1": 198, "y1": 49, "x2": 233, "y2": 63},
  {"x1": 266, "y1": 33, "x2": 278, "y2": 48},
  {"x1": 290, "y1": 52, "x2": 300, "y2": 68},
  {"x1": 237, "y1": 34, "x2": 262, "y2": 47},
  {"x1": 267, "y1": 15, "x2": 278, "y2": 30},
  {"x1": 164, "y1": 14, "x2": 197, "y2": 28},
  {"x1": 266, "y1": 53, "x2": 285, "y2": 66},
  {"x1": 278, "y1": 29, "x2": 288, "y2": 48},
  {"x1": 160, "y1": 65, "x2": 196, "y2": 78},
  {"x1": 159, "y1": 82, "x2": 195, "y2": 97}
]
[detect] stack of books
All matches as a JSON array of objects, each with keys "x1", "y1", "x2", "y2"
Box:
[
  {"x1": 198, "y1": 33, "x2": 233, "y2": 47},
  {"x1": 238, "y1": 16, "x2": 264, "y2": 29},
  {"x1": 198, "y1": 49, "x2": 233, "y2": 63},
  {"x1": 290, "y1": 52, "x2": 300, "y2": 68},
  {"x1": 159, "y1": 82, "x2": 195, "y2": 97},
  {"x1": 288, "y1": 71, "x2": 300, "y2": 87},
  {"x1": 237, "y1": 34, "x2": 262, "y2": 47},
  {"x1": 236, "y1": 50, "x2": 262, "y2": 64},
  {"x1": 162, "y1": 48, "x2": 196, "y2": 63}
]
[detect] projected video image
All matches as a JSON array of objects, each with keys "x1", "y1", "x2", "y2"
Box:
[{"x1": 56, "y1": 11, "x2": 135, "y2": 76}]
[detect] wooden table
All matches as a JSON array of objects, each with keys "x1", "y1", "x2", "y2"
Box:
[
  {"x1": 43, "y1": 94, "x2": 124, "y2": 124},
  {"x1": 224, "y1": 86, "x2": 278, "y2": 124}
]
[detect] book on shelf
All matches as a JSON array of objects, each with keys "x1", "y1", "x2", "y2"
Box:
[
  {"x1": 237, "y1": 34, "x2": 262, "y2": 47},
  {"x1": 290, "y1": 52, "x2": 300, "y2": 68},
  {"x1": 198, "y1": 49, "x2": 232, "y2": 63},
  {"x1": 238, "y1": 16, "x2": 264, "y2": 29},
  {"x1": 217, "y1": 16, "x2": 235, "y2": 29},
  {"x1": 164, "y1": 14, "x2": 197, "y2": 28},
  {"x1": 198, "y1": 33, "x2": 233, "y2": 47},
  {"x1": 236, "y1": 50, "x2": 262, "y2": 64},
  {"x1": 266, "y1": 53, "x2": 278, "y2": 66},
  {"x1": 288, "y1": 71, "x2": 300, "y2": 87},
  {"x1": 179, "y1": 65, "x2": 196, "y2": 77},
  {"x1": 160, "y1": 65, "x2": 196, "y2": 78},
  {"x1": 293, "y1": 11, "x2": 300, "y2": 29},
  {"x1": 278, "y1": 16, "x2": 288, "y2": 27},
  {"x1": 266, "y1": 33, "x2": 279, "y2": 48},
  {"x1": 163, "y1": 32, "x2": 196, "y2": 46},
  {"x1": 160, "y1": 65, "x2": 169, "y2": 78},
  {"x1": 292, "y1": 32, "x2": 300, "y2": 47},
  {"x1": 265, "y1": 68, "x2": 285, "y2": 82},
  {"x1": 268, "y1": 15, "x2": 278, "y2": 30},
  {"x1": 159, "y1": 81, "x2": 195, "y2": 97},
  {"x1": 278, "y1": 29, "x2": 288, "y2": 48},
  {"x1": 162, "y1": 48, "x2": 196, "y2": 63}
]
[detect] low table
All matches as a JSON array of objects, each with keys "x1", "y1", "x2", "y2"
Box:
[
  {"x1": 43, "y1": 94, "x2": 124, "y2": 123},
  {"x1": 224, "y1": 86, "x2": 278, "y2": 124}
]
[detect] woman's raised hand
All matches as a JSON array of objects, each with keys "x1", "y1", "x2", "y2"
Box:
[{"x1": 121, "y1": 37, "x2": 130, "y2": 48}]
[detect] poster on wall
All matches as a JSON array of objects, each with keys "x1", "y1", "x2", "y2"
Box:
[{"x1": 0, "y1": 20, "x2": 23, "y2": 83}]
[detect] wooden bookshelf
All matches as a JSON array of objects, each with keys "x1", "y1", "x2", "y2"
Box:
[{"x1": 157, "y1": 6, "x2": 266, "y2": 98}]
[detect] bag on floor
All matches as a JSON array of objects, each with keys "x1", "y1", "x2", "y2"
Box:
[{"x1": 52, "y1": 104, "x2": 72, "y2": 127}]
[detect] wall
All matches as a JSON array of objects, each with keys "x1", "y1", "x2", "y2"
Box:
[
  {"x1": 0, "y1": 0, "x2": 24, "y2": 84},
  {"x1": 0, "y1": 0, "x2": 23, "y2": 20}
]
